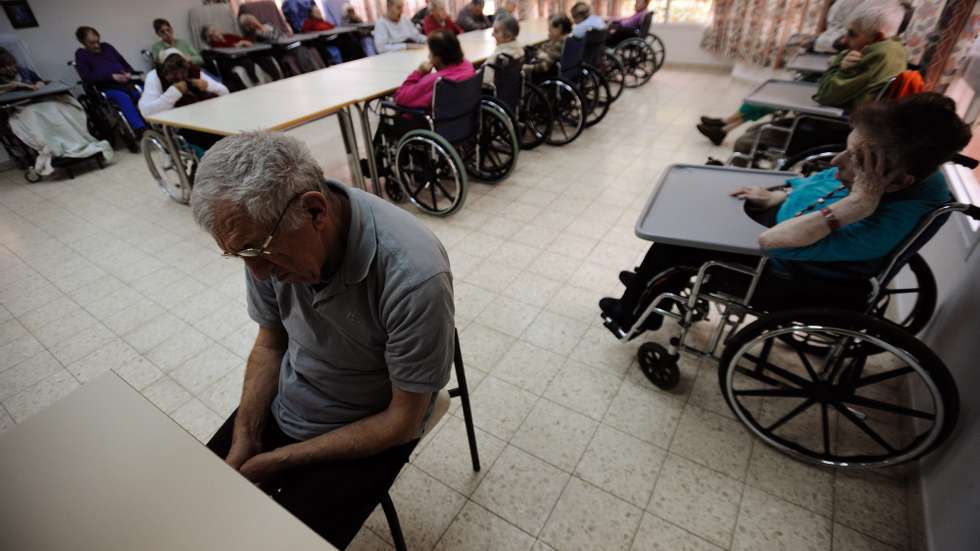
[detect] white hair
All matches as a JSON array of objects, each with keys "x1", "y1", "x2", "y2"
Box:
[
  {"x1": 190, "y1": 132, "x2": 324, "y2": 236},
  {"x1": 848, "y1": 0, "x2": 905, "y2": 38},
  {"x1": 495, "y1": 14, "x2": 520, "y2": 38},
  {"x1": 429, "y1": 0, "x2": 445, "y2": 10}
]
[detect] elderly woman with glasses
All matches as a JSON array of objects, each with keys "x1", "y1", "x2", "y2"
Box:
[{"x1": 189, "y1": 131, "x2": 454, "y2": 550}]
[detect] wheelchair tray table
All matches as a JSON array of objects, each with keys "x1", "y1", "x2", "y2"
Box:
[
  {"x1": 0, "y1": 82, "x2": 71, "y2": 104},
  {"x1": 208, "y1": 43, "x2": 274, "y2": 58},
  {"x1": 743, "y1": 79, "x2": 845, "y2": 118},
  {"x1": 636, "y1": 164, "x2": 798, "y2": 256},
  {"x1": 785, "y1": 53, "x2": 833, "y2": 74}
]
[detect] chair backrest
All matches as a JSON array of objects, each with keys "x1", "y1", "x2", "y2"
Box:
[
  {"x1": 238, "y1": 1, "x2": 292, "y2": 36},
  {"x1": 558, "y1": 36, "x2": 585, "y2": 80},
  {"x1": 189, "y1": 4, "x2": 240, "y2": 51},
  {"x1": 433, "y1": 71, "x2": 483, "y2": 143},
  {"x1": 898, "y1": 2, "x2": 915, "y2": 36},
  {"x1": 489, "y1": 54, "x2": 522, "y2": 113},
  {"x1": 881, "y1": 70, "x2": 925, "y2": 100},
  {"x1": 583, "y1": 28, "x2": 607, "y2": 64},
  {"x1": 0, "y1": 33, "x2": 37, "y2": 74},
  {"x1": 639, "y1": 11, "x2": 654, "y2": 36}
]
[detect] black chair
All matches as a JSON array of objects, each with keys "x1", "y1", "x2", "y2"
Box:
[
  {"x1": 381, "y1": 329, "x2": 481, "y2": 551},
  {"x1": 584, "y1": 27, "x2": 624, "y2": 102},
  {"x1": 485, "y1": 53, "x2": 552, "y2": 150},
  {"x1": 536, "y1": 36, "x2": 588, "y2": 146}
]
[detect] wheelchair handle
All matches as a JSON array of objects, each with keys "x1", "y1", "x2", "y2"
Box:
[
  {"x1": 952, "y1": 153, "x2": 979, "y2": 169},
  {"x1": 964, "y1": 204, "x2": 980, "y2": 221}
]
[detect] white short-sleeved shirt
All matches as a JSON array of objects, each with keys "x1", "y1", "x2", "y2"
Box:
[{"x1": 246, "y1": 181, "x2": 455, "y2": 441}]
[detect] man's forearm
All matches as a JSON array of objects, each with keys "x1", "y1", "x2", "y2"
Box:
[
  {"x1": 233, "y1": 340, "x2": 285, "y2": 443},
  {"x1": 758, "y1": 192, "x2": 878, "y2": 250}
]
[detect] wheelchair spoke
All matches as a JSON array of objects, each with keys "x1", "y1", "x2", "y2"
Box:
[
  {"x1": 733, "y1": 388, "x2": 809, "y2": 398},
  {"x1": 853, "y1": 366, "x2": 914, "y2": 388},
  {"x1": 741, "y1": 353, "x2": 811, "y2": 388},
  {"x1": 793, "y1": 346, "x2": 820, "y2": 381},
  {"x1": 766, "y1": 398, "x2": 815, "y2": 432},
  {"x1": 433, "y1": 179, "x2": 456, "y2": 202},
  {"x1": 734, "y1": 365, "x2": 799, "y2": 390},
  {"x1": 834, "y1": 402, "x2": 895, "y2": 453},
  {"x1": 840, "y1": 394, "x2": 935, "y2": 421},
  {"x1": 820, "y1": 402, "x2": 831, "y2": 456},
  {"x1": 883, "y1": 288, "x2": 920, "y2": 295}
]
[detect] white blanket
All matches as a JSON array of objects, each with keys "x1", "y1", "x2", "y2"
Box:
[{"x1": 7, "y1": 94, "x2": 113, "y2": 176}]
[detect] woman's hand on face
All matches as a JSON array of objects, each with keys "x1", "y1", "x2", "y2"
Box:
[
  {"x1": 172, "y1": 80, "x2": 189, "y2": 94},
  {"x1": 418, "y1": 60, "x2": 433, "y2": 73},
  {"x1": 730, "y1": 186, "x2": 786, "y2": 209},
  {"x1": 850, "y1": 142, "x2": 908, "y2": 201}
]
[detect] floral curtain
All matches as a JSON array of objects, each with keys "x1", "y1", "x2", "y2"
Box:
[
  {"x1": 700, "y1": 0, "x2": 830, "y2": 69},
  {"x1": 919, "y1": 0, "x2": 980, "y2": 89}
]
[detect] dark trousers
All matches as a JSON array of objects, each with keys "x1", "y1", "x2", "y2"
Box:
[{"x1": 207, "y1": 408, "x2": 417, "y2": 549}]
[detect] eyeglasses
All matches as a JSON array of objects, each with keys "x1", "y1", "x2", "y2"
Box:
[{"x1": 222, "y1": 192, "x2": 304, "y2": 259}]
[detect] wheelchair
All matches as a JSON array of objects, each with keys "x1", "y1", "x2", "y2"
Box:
[
  {"x1": 533, "y1": 36, "x2": 599, "y2": 145},
  {"x1": 608, "y1": 11, "x2": 662, "y2": 88},
  {"x1": 69, "y1": 61, "x2": 143, "y2": 154},
  {"x1": 483, "y1": 54, "x2": 553, "y2": 150},
  {"x1": 601, "y1": 161, "x2": 980, "y2": 469},
  {"x1": 140, "y1": 124, "x2": 198, "y2": 204},
  {"x1": 370, "y1": 70, "x2": 518, "y2": 216},
  {"x1": 583, "y1": 28, "x2": 625, "y2": 102}
]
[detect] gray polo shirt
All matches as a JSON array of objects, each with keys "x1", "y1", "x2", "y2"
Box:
[{"x1": 245, "y1": 181, "x2": 455, "y2": 441}]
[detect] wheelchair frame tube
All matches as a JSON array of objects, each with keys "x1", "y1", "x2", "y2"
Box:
[
  {"x1": 337, "y1": 107, "x2": 366, "y2": 191},
  {"x1": 159, "y1": 125, "x2": 194, "y2": 200},
  {"x1": 355, "y1": 103, "x2": 383, "y2": 196}
]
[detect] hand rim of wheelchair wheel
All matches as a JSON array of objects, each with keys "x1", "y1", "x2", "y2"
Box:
[
  {"x1": 394, "y1": 130, "x2": 468, "y2": 217},
  {"x1": 597, "y1": 50, "x2": 625, "y2": 101},
  {"x1": 142, "y1": 129, "x2": 192, "y2": 205},
  {"x1": 518, "y1": 83, "x2": 552, "y2": 150},
  {"x1": 581, "y1": 66, "x2": 611, "y2": 127},
  {"x1": 541, "y1": 79, "x2": 585, "y2": 146},
  {"x1": 719, "y1": 309, "x2": 958, "y2": 468},
  {"x1": 465, "y1": 102, "x2": 520, "y2": 183},
  {"x1": 644, "y1": 34, "x2": 666, "y2": 71},
  {"x1": 615, "y1": 40, "x2": 657, "y2": 88},
  {"x1": 638, "y1": 342, "x2": 681, "y2": 390}
]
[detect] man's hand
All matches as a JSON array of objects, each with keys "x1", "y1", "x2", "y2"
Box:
[
  {"x1": 239, "y1": 448, "x2": 291, "y2": 484},
  {"x1": 840, "y1": 50, "x2": 863, "y2": 70},
  {"x1": 225, "y1": 436, "x2": 262, "y2": 470},
  {"x1": 172, "y1": 80, "x2": 189, "y2": 94},
  {"x1": 730, "y1": 186, "x2": 787, "y2": 209},
  {"x1": 111, "y1": 72, "x2": 129, "y2": 83},
  {"x1": 189, "y1": 78, "x2": 208, "y2": 91}
]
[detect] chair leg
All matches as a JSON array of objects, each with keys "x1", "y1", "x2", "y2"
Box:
[
  {"x1": 450, "y1": 328, "x2": 481, "y2": 472},
  {"x1": 380, "y1": 492, "x2": 408, "y2": 551}
]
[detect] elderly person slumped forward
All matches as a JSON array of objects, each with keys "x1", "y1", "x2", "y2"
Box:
[{"x1": 190, "y1": 132, "x2": 455, "y2": 549}]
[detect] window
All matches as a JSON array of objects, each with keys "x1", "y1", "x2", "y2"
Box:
[{"x1": 648, "y1": 0, "x2": 713, "y2": 24}]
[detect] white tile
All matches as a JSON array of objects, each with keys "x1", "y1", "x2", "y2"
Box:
[
  {"x1": 472, "y1": 445, "x2": 570, "y2": 536},
  {"x1": 141, "y1": 376, "x2": 193, "y2": 414},
  {"x1": 832, "y1": 524, "x2": 899, "y2": 551},
  {"x1": 570, "y1": 326, "x2": 640, "y2": 378},
  {"x1": 746, "y1": 441, "x2": 834, "y2": 518},
  {"x1": 732, "y1": 487, "x2": 831, "y2": 551},
  {"x1": 434, "y1": 500, "x2": 535, "y2": 551},
  {"x1": 170, "y1": 344, "x2": 242, "y2": 394},
  {"x1": 170, "y1": 398, "x2": 223, "y2": 443},
  {"x1": 575, "y1": 425, "x2": 667, "y2": 508},
  {"x1": 464, "y1": 260, "x2": 523, "y2": 295},
  {"x1": 220, "y1": 322, "x2": 257, "y2": 359},
  {"x1": 414, "y1": 414, "x2": 507, "y2": 496},
  {"x1": 502, "y1": 272, "x2": 562, "y2": 307},
  {"x1": 16, "y1": 295, "x2": 84, "y2": 333},
  {"x1": 527, "y1": 252, "x2": 582, "y2": 283},
  {"x1": 476, "y1": 296, "x2": 540, "y2": 338},
  {"x1": 0, "y1": 405, "x2": 14, "y2": 434},
  {"x1": 197, "y1": 367, "x2": 244, "y2": 418},
  {"x1": 122, "y1": 313, "x2": 186, "y2": 354},
  {"x1": 144, "y1": 323, "x2": 215, "y2": 372},
  {"x1": 0, "y1": 319, "x2": 28, "y2": 349},
  {"x1": 521, "y1": 310, "x2": 590, "y2": 357},
  {"x1": 3, "y1": 369, "x2": 79, "y2": 423},
  {"x1": 492, "y1": 341, "x2": 564, "y2": 396},
  {"x1": 453, "y1": 281, "x2": 496, "y2": 324},
  {"x1": 487, "y1": 241, "x2": 545, "y2": 272},
  {"x1": 543, "y1": 359, "x2": 621, "y2": 421},
  {"x1": 630, "y1": 514, "x2": 724, "y2": 551},
  {"x1": 834, "y1": 472, "x2": 908, "y2": 549},
  {"x1": 0, "y1": 349, "x2": 64, "y2": 401},
  {"x1": 469, "y1": 375, "x2": 538, "y2": 441},
  {"x1": 512, "y1": 398, "x2": 597, "y2": 472},
  {"x1": 31, "y1": 308, "x2": 100, "y2": 349},
  {"x1": 365, "y1": 465, "x2": 467, "y2": 551},
  {"x1": 669, "y1": 404, "x2": 753, "y2": 481},
  {"x1": 540, "y1": 477, "x2": 643, "y2": 551},
  {"x1": 459, "y1": 322, "x2": 516, "y2": 371},
  {"x1": 190, "y1": 303, "x2": 252, "y2": 341}
]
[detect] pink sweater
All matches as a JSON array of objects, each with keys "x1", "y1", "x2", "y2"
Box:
[{"x1": 393, "y1": 61, "x2": 476, "y2": 109}]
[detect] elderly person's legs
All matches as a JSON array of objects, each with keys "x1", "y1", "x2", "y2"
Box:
[
  {"x1": 697, "y1": 104, "x2": 774, "y2": 146},
  {"x1": 208, "y1": 409, "x2": 417, "y2": 548}
]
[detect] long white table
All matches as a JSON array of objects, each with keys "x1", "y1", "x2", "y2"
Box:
[
  {"x1": 0, "y1": 372, "x2": 334, "y2": 551},
  {"x1": 146, "y1": 19, "x2": 550, "y2": 196}
]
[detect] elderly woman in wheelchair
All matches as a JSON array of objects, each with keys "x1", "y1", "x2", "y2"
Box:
[{"x1": 601, "y1": 93, "x2": 977, "y2": 468}]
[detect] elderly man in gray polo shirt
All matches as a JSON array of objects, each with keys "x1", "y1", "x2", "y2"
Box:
[{"x1": 189, "y1": 131, "x2": 454, "y2": 548}]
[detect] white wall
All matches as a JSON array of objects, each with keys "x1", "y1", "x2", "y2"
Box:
[
  {"x1": 651, "y1": 23, "x2": 732, "y2": 69},
  {"x1": 0, "y1": 0, "x2": 204, "y2": 84}
]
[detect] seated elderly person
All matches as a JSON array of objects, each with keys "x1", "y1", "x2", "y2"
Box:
[
  {"x1": 606, "y1": 0, "x2": 650, "y2": 46},
  {"x1": 494, "y1": 0, "x2": 519, "y2": 21},
  {"x1": 601, "y1": 93, "x2": 971, "y2": 330},
  {"x1": 373, "y1": 0, "x2": 427, "y2": 53},
  {"x1": 239, "y1": 13, "x2": 322, "y2": 73},
  {"x1": 341, "y1": 3, "x2": 379, "y2": 56},
  {"x1": 190, "y1": 131, "x2": 454, "y2": 550},
  {"x1": 300, "y1": 5, "x2": 366, "y2": 64},
  {"x1": 411, "y1": 0, "x2": 431, "y2": 28},
  {"x1": 0, "y1": 47, "x2": 113, "y2": 175},
  {"x1": 201, "y1": 25, "x2": 284, "y2": 82},
  {"x1": 698, "y1": 0, "x2": 907, "y2": 146},
  {"x1": 73, "y1": 26, "x2": 145, "y2": 141},
  {"x1": 524, "y1": 14, "x2": 571, "y2": 75},
  {"x1": 423, "y1": 0, "x2": 463, "y2": 35},
  {"x1": 281, "y1": 0, "x2": 315, "y2": 33},
  {"x1": 812, "y1": 0, "x2": 864, "y2": 53},
  {"x1": 392, "y1": 30, "x2": 474, "y2": 108},
  {"x1": 150, "y1": 18, "x2": 204, "y2": 66},
  {"x1": 138, "y1": 49, "x2": 228, "y2": 151},
  {"x1": 570, "y1": 1, "x2": 606, "y2": 38},
  {"x1": 484, "y1": 15, "x2": 523, "y2": 84},
  {"x1": 457, "y1": 0, "x2": 491, "y2": 32}
]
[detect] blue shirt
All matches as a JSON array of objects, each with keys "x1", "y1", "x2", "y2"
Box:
[
  {"x1": 572, "y1": 15, "x2": 606, "y2": 38},
  {"x1": 770, "y1": 168, "x2": 951, "y2": 278},
  {"x1": 281, "y1": 0, "x2": 314, "y2": 33}
]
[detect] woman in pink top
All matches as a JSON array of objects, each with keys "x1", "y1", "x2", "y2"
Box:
[{"x1": 392, "y1": 29, "x2": 475, "y2": 109}]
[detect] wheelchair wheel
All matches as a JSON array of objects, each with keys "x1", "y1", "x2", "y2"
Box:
[
  {"x1": 24, "y1": 167, "x2": 41, "y2": 183},
  {"x1": 638, "y1": 342, "x2": 680, "y2": 391},
  {"x1": 581, "y1": 66, "x2": 611, "y2": 128},
  {"x1": 541, "y1": 79, "x2": 585, "y2": 146},
  {"x1": 780, "y1": 145, "x2": 843, "y2": 176},
  {"x1": 519, "y1": 83, "x2": 552, "y2": 150},
  {"x1": 719, "y1": 308, "x2": 958, "y2": 468},
  {"x1": 394, "y1": 130, "x2": 467, "y2": 216},
  {"x1": 645, "y1": 33, "x2": 666, "y2": 71},
  {"x1": 615, "y1": 39, "x2": 657, "y2": 88},
  {"x1": 142, "y1": 129, "x2": 194, "y2": 204},
  {"x1": 117, "y1": 112, "x2": 140, "y2": 154},
  {"x1": 596, "y1": 50, "x2": 625, "y2": 101},
  {"x1": 465, "y1": 100, "x2": 520, "y2": 183}
]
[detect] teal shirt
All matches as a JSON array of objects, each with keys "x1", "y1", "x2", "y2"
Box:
[{"x1": 770, "y1": 168, "x2": 950, "y2": 277}]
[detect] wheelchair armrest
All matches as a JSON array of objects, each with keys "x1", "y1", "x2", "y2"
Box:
[
  {"x1": 380, "y1": 99, "x2": 428, "y2": 118},
  {"x1": 952, "y1": 153, "x2": 979, "y2": 169},
  {"x1": 964, "y1": 204, "x2": 980, "y2": 221}
]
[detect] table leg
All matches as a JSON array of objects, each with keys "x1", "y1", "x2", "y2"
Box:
[
  {"x1": 355, "y1": 103, "x2": 382, "y2": 197},
  {"x1": 337, "y1": 107, "x2": 365, "y2": 191},
  {"x1": 159, "y1": 125, "x2": 193, "y2": 205}
]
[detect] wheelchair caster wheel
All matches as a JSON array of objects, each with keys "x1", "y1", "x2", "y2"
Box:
[
  {"x1": 385, "y1": 179, "x2": 405, "y2": 203},
  {"x1": 24, "y1": 167, "x2": 41, "y2": 183},
  {"x1": 638, "y1": 342, "x2": 680, "y2": 390}
]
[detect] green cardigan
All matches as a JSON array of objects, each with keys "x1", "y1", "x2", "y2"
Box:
[{"x1": 813, "y1": 38, "x2": 907, "y2": 111}]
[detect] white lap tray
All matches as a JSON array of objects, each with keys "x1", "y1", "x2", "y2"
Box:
[
  {"x1": 743, "y1": 79, "x2": 845, "y2": 118},
  {"x1": 786, "y1": 53, "x2": 833, "y2": 74},
  {"x1": 635, "y1": 164, "x2": 799, "y2": 256}
]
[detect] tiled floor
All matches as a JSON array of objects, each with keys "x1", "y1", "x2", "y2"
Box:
[{"x1": 0, "y1": 68, "x2": 916, "y2": 551}]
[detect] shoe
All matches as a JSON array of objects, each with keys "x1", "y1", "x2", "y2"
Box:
[
  {"x1": 705, "y1": 157, "x2": 725, "y2": 166},
  {"x1": 700, "y1": 116, "x2": 725, "y2": 126},
  {"x1": 696, "y1": 123, "x2": 726, "y2": 146},
  {"x1": 359, "y1": 158, "x2": 371, "y2": 178},
  {"x1": 619, "y1": 270, "x2": 637, "y2": 287}
]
